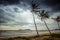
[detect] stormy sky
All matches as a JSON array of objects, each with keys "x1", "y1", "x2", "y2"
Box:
[{"x1": 0, "y1": 0, "x2": 60, "y2": 30}]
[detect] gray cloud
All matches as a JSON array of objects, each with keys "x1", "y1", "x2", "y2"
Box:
[
  {"x1": 0, "y1": 3, "x2": 32, "y2": 26},
  {"x1": 41, "y1": 0, "x2": 60, "y2": 12},
  {"x1": 0, "y1": 9, "x2": 7, "y2": 23},
  {"x1": 0, "y1": 0, "x2": 20, "y2": 5},
  {"x1": 0, "y1": 0, "x2": 60, "y2": 30}
]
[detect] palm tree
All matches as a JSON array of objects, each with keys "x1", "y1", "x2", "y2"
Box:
[
  {"x1": 36, "y1": 10, "x2": 52, "y2": 37},
  {"x1": 30, "y1": 0, "x2": 54, "y2": 40},
  {"x1": 52, "y1": 16, "x2": 60, "y2": 29},
  {"x1": 31, "y1": 0, "x2": 40, "y2": 36}
]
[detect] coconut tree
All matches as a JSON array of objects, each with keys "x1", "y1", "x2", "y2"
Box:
[
  {"x1": 52, "y1": 16, "x2": 60, "y2": 29},
  {"x1": 31, "y1": 0, "x2": 40, "y2": 36},
  {"x1": 37, "y1": 10, "x2": 55, "y2": 40},
  {"x1": 36, "y1": 10, "x2": 52, "y2": 37}
]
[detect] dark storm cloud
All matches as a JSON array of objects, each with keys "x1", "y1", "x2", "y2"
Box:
[
  {"x1": 0, "y1": 0, "x2": 60, "y2": 24},
  {"x1": 43, "y1": 0, "x2": 60, "y2": 12},
  {"x1": 0, "y1": 8, "x2": 16, "y2": 24},
  {"x1": 0, "y1": 0, "x2": 60, "y2": 12},
  {"x1": 30, "y1": 0, "x2": 60, "y2": 12},
  {"x1": 0, "y1": 9, "x2": 7, "y2": 23},
  {"x1": 0, "y1": 3, "x2": 32, "y2": 26},
  {"x1": 0, "y1": 0, "x2": 20, "y2": 5}
]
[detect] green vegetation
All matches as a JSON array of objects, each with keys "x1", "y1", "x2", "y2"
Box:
[
  {"x1": 25, "y1": 38, "x2": 31, "y2": 40},
  {"x1": 41, "y1": 33, "x2": 60, "y2": 38},
  {"x1": 51, "y1": 33, "x2": 60, "y2": 38}
]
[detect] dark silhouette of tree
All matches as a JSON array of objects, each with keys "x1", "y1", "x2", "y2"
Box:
[
  {"x1": 52, "y1": 16, "x2": 60, "y2": 29},
  {"x1": 36, "y1": 10, "x2": 53, "y2": 38},
  {"x1": 40, "y1": 10, "x2": 52, "y2": 36},
  {"x1": 31, "y1": 0, "x2": 40, "y2": 36}
]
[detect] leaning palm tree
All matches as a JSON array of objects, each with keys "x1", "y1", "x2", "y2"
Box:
[
  {"x1": 30, "y1": 0, "x2": 54, "y2": 40},
  {"x1": 36, "y1": 10, "x2": 52, "y2": 37},
  {"x1": 52, "y1": 16, "x2": 60, "y2": 29},
  {"x1": 31, "y1": 0, "x2": 40, "y2": 36}
]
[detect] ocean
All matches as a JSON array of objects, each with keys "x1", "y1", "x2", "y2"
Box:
[{"x1": 0, "y1": 30, "x2": 60, "y2": 38}]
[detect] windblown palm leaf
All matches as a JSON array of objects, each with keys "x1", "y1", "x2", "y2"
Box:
[
  {"x1": 40, "y1": 10, "x2": 49, "y2": 18},
  {"x1": 31, "y1": 0, "x2": 40, "y2": 11},
  {"x1": 56, "y1": 16, "x2": 60, "y2": 22},
  {"x1": 52, "y1": 16, "x2": 60, "y2": 22},
  {"x1": 52, "y1": 16, "x2": 60, "y2": 29}
]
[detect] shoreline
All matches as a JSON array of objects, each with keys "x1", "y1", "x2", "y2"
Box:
[
  {"x1": 0, "y1": 32, "x2": 60, "y2": 38},
  {"x1": 0, "y1": 30, "x2": 60, "y2": 37},
  {"x1": 0, "y1": 32, "x2": 60, "y2": 40}
]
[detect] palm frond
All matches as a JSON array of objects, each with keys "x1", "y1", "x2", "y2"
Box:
[
  {"x1": 38, "y1": 10, "x2": 49, "y2": 19},
  {"x1": 52, "y1": 16, "x2": 60, "y2": 22},
  {"x1": 31, "y1": 0, "x2": 40, "y2": 11},
  {"x1": 56, "y1": 16, "x2": 60, "y2": 22}
]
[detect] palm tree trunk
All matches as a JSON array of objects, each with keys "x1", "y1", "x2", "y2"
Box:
[
  {"x1": 32, "y1": 12, "x2": 39, "y2": 36},
  {"x1": 44, "y1": 20, "x2": 52, "y2": 36},
  {"x1": 57, "y1": 21, "x2": 60, "y2": 29}
]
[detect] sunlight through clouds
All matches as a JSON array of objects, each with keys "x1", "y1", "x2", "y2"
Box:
[{"x1": 0, "y1": 0, "x2": 60, "y2": 30}]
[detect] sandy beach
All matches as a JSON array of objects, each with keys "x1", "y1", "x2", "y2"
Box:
[{"x1": 0, "y1": 32, "x2": 60, "y2": 40}]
